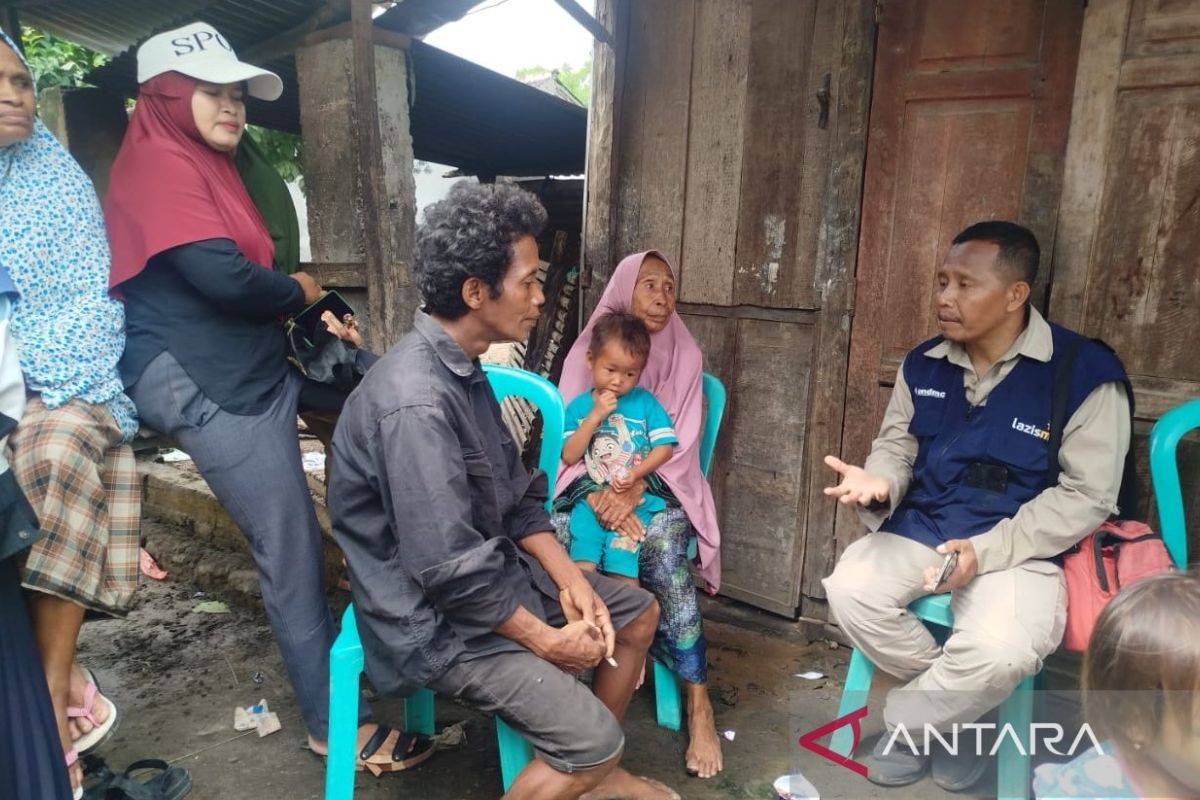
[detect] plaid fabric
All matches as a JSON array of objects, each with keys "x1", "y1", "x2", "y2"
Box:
[{"x1": 11, "y1": 397, "x2": 140, "y2": 615}]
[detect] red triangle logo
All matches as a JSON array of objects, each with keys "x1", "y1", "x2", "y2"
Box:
[{"x1": 798, "y1": 705, "x2": 869, "y2": 777}]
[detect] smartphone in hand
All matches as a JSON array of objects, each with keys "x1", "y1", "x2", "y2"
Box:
[{"x1": 934, "y1": 551, "x2": 959, "y2": 588}]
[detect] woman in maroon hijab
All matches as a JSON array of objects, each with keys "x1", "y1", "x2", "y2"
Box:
[{"x1": 104, "y1": 22, "x2": 432, "y2": 775}]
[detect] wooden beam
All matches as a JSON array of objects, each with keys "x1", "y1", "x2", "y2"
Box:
[
  {"x1": 581, "y1": 0, "x2": 627, "y2": 317},
  {"x1": 551, "y1": 0, "x2": 614, "y2": 46},
  {"x1": 803, "y1": 0, "x2": 879, "y2": 604}
]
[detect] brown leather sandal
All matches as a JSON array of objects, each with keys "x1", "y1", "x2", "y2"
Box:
[{"x1": 356, "y1": 725, "x2": 436, "y2": 776}]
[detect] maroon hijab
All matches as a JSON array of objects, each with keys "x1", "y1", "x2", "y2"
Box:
[{"x1": 105, "y1": 71, "x2": 274, "y2": 290}]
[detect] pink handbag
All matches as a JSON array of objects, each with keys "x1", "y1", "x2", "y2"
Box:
[{"x1": 1061, "y1": 519, "x2": 1174, "y2": 651}]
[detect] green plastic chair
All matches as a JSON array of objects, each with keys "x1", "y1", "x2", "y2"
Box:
[
  {"x1": 324, "y1": 364, "x2": 564, "y2": 799},
  {"x1": 651, "y1": 372, "x2": 726, "y2": 731},
  {"x1": 1148, "y1": 396, "x2": 1197, "y2": 570}
]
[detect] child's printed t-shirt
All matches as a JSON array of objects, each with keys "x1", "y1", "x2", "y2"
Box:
[{"x1": 564, "y1": 386, "x2": 678, "y2": 486}]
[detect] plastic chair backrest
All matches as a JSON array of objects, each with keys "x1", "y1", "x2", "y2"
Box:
[
  {"x1": 699, "y1": 372, "x2": 725, "y2": 478},
  {"x1": 1148, "y1": 397, "x2": 1198, "y2": 569},
  {"x1": 482, "y1": 363, "x2": 565, "y2": 507}
]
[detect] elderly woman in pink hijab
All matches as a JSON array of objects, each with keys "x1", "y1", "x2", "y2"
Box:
[{"x1": 553, "y1": 250, "x2": 724, "y2": 778}]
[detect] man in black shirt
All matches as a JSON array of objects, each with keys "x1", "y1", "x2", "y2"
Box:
[{"x1": 330, "y1": 182, "x2": 678, "y2": 800}]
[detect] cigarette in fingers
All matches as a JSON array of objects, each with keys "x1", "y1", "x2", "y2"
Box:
[{"x1": 605, "y1": 656, "x2": 619, "y2": 668}]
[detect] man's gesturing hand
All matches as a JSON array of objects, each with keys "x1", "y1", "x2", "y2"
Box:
[{"x1": 823, "y1": 455, "x2": 890, "y2": 506}]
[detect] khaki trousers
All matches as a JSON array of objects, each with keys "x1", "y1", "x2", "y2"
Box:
[{"x1": 822, "y1": 532, "x2": 1066, "y2": 731}]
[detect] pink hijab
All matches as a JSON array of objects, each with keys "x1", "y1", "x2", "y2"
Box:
[{"x1": 556, "y1": 251, "x2": 722, "y2": 591}]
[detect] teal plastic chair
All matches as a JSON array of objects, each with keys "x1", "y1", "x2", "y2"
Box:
[
  {"x1": 1148, "y1": 397, "x2": 1197, "y2": 570},
  {"x1": 829, "y1": 400, "x2": 1197, "y2": 799},
  {"x1": 651, "y1": 372, "x2": 726, "y2": 732},
  {"x1": 324, "y1": 364, "x2": 564, "y2": 799}
]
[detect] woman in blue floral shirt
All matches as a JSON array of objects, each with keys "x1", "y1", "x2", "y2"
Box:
[{"x1": 1, "y1": 32, "x2": 137, "y2": 797}]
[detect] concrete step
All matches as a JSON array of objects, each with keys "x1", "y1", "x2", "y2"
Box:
[{"x1": 137, "y1": 455, "x2": 346, "y2": 610}]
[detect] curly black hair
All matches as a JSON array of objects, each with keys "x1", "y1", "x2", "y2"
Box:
[{"x1": 413, "y1": 180, "x2": 548, "y2": 319}]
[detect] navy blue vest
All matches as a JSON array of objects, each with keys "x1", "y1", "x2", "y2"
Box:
[{"x1": 883, "y1": 323, "x2": 1128, "y2": 549}]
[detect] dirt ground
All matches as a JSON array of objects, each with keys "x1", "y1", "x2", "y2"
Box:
[{"x1": 73, "y1": 547, "x2": 1002, "y2": 800}]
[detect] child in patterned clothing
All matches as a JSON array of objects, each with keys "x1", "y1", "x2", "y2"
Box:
[
  {"x1": 1033, "y1": 571, "x2": 1200, "y2": 800},
  {"x1": 561, "y1": 312, "x2": 677, "y2": 585}
]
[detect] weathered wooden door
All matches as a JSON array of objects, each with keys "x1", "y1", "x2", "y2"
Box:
[
  {"x1": 832, "y1": 1, "x2": 1085, "y2": 573},
  {"x1": 586, "y1": 0, "x2": 874, "y2": 616},
  {"x1": 1052, "y1": 0, "x2": 1200, "y2": 559}
]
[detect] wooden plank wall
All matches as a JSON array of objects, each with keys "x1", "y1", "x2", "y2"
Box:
[
  {"x1": 584, "y1": 0, "x2": 876, "y2": 616},
  {"x1": 1051, "y1": 0, "x2": 1200, "y2": 562}
]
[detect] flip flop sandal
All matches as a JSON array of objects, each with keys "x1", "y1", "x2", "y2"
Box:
[
  {"x1": 66, "y1": 747, "x2": 83, "y2": 800},
  {"x1": 116, "y1": 760, "x2": 192, "y2": 800},
  {"x1": 355, "y1": 724, "x2": 436, "y2": 776},
  {"x1": 68, "y1": 668, "x2": 120, "y2": 755}
]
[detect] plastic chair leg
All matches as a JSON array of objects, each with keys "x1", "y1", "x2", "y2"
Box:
[
  {"x1": 831, "y1": 648, "x2": 875, "y2": 758},
  {"x1": 324, "y1": 644, "x2": 363, "y2": 800},
  {"x1": 653, "y1": 658, "x2": 683, "y2": 732},
  {"x1": 496, "y1": 717, "x2": 534, "y2": 792},
  {"x1": 996, "y1": 674, "x2": 1034, "y2": 800},
  {"x1": 404, "y1": 688, "x2": 436, "y2": 737}
]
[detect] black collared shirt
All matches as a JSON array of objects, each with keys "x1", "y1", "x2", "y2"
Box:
[
  {"x1": 119, "y1": 239, "x2": 306, "y2": 414},
  {"x1": 329, "y1": 311, "x2": 556, "y2": 697}
]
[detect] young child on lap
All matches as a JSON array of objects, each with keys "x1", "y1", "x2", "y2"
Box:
[{"x1": 561, "y1": 312, "x2": 676, "y2": 586}]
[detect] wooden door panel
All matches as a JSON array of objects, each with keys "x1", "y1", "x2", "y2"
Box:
[
  {"x1": 880, "y1": 100, "x2": 1030, "y2": 365},
  {"x1": 1128, "y1": 0, "x2": 1200, "y2": 55},
  {"x1": 1084, "y1": 90, "x2": 1200, "y2": 382},
  {"x1": 1052, "y1": 0, "x2": 1200, "y2": 564},
  {"x1": 732, "y1": 0, "x2": 831, "y2": 310},
  {"x1": 913, "y1": 0, "x2": 1042, "y2": 68},
  {"x1": 719, "y1": 318, "x2": 815, "y2": 615},
  {"x1": 835, "y1": 0, "x2": 1083, "y2": 566},
  {"x1": 612, "y1": 0, "x2": 695, "y2": 267}
]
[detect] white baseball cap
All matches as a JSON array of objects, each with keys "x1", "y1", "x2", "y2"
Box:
[{"x1": 137, "y1": 22, "x2": 283, "y2": 101}]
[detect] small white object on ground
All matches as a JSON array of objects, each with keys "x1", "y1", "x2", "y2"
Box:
[
  {"x1": 255, "y1": 711, "x2": 281, "y2": 737},
  {"x1": 773, "y1": 772, "x2": 820, "y2": 800},
  {"x1": 433, "y1": 720, "x2": 468, "y2": 747},
  {"x1": 302, "y1": 452, "x2": 326, "y2": 472},
  {"x1": 156, "y1": 448, "x2": 192, "y2": 463},
  {"x1": 794, "y1": 671, "x2": 825, "y2": 680},
  {"x1": 233, "y1": 698, "x2": 281, "y2": 737},
  {"x1": 722, "y1": 729, "x2": 735, "y2": 741}
]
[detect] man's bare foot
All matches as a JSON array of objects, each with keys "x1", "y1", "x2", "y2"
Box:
[
  {"x1": 579, "y1": 768, "x2": 680, "y2": 800},
  {"x1": 685, "y1": 684, "x2": 723, "y2": 778}
]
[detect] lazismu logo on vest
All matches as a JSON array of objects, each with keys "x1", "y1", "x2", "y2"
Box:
[{"x1": 1011, "y1": 417, "x2": 1050, "y2": 441}]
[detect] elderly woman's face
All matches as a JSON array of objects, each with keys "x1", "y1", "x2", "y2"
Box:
[
  {"x1": 0, "y1": 43, "x2": 35, "y2": 148},
  {"x1": 191, "y1": 80, "x2": 246, "y2": 153},
  {"x1": 629, "y1": 256, "x2": 676, "y2": 333}
]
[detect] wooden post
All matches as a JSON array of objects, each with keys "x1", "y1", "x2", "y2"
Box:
[
  {"x1": 798, "y1": 0, "x2": 878, "y2": 621},
  {"x1": 580, "y1": 0, "x2": 628, "y2": 318},
  {"x1": 295, "y1": 7, "x2": 418, "y2": 351}
]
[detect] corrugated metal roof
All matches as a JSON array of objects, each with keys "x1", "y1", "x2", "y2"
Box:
[{"x1": 9, "y1": 0, "x2": 586, "y2": 176}]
